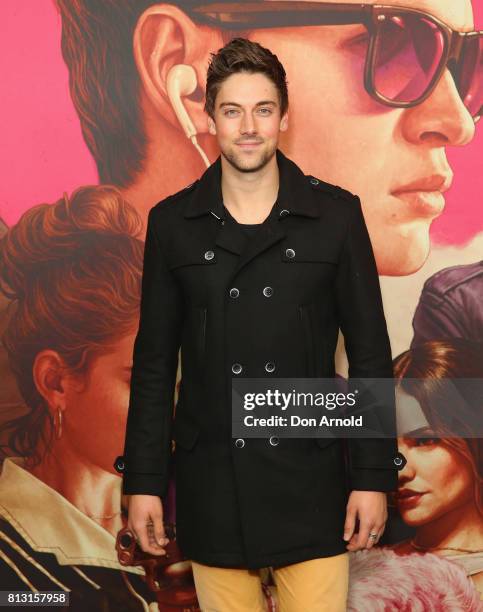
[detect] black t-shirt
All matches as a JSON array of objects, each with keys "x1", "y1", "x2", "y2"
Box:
[{"x1": 223, "y1": 205, "x2": 262, "y2": 238}]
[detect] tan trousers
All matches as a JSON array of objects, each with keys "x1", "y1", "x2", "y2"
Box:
[{"x1": 191, "y1": 552, "x2": 349, "y2": 612}]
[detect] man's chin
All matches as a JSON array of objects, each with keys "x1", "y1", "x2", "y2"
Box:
[{"x1": 222, "y1": 146, "x2": 275, "y2": 173}]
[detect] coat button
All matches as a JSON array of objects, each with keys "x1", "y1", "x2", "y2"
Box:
[
  {"x1": 279, "y1": 209, "x2": 290, "y2": 217},
  {"x1": 229, "y1": 287, "x2": 240, "y2": 298},
  {"x1": 393, "y1": 453, "x2": 406, "y2": 467},
  {"x1": 269, "y1": 436, "x2": 279, "y2": 446},
  {"x1": 113, "y1": 456, "x2": 125, "y2": 473},
  {"x1": 204, "y1": 250, "x2": 214, "y2": 261},
  {"x1": 235, "y1": 438, "x2": 245, "y2": 448},
  {"x1": 285, "y1": 248, "x2": 295, "y2": 259},
  {"x1": 310, "y1": 178, "x2": 320, "y2": 185},
  {"x1": 263, "y1": 286, "x2": 273, "y2": 297},
  {"x1": 232, "y1": 363, "x2": 243, "y2": 374},
  {"x1": 265, "y1": 361, "x2": 276, "y2": 373}
]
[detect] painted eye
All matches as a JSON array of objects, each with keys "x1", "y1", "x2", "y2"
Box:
[{"x1": 416, "y1": 437, "x2": 440, "y2": 446}]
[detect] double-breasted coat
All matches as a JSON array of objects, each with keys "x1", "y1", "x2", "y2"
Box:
[{"x1": 116, "y1": 148, "x2": 407, "y2": 570}]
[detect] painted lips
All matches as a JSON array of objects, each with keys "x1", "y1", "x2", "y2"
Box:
[
  {"x1": 392, "y1": 190, "x2": 445, "y2": 217},
  {"x1": 397, "y1": 490, "x2": 427, "y2": 508}
]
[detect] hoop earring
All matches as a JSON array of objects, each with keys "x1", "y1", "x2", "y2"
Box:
[{"x1": 55, "y1": 408, "x2": 63, "y2": 439}]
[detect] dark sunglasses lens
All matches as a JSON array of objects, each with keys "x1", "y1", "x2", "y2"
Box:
[
  {"x1": 373, "y1": 14, "x2": 445, "y2": 103},
  {"x1": 458, "y1": 36, "x2": 482, "y2": 118}
]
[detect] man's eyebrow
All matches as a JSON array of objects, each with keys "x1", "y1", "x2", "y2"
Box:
[{"x1": 219, "y1": 100, "x2": 278, "y2": 108}]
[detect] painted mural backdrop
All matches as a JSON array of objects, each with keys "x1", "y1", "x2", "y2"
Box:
[{"x1": 0, "y1": 1, "x2": 482, "y2": 610}]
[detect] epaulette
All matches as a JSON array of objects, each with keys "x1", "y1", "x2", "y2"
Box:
[
  {"x1": 306, "y1": 175, "x2": 355, "y2": 202},
  {"x1": 164, "y1": 179, "x2": 199, "y2": 203},
  {"x1": 153, "y1": 179, "x2": 199, "y2": 210}
]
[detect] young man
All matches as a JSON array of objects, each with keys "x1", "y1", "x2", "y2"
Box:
[{"x1": 117, "y1": 38, "x2": 407, "y2": 611}]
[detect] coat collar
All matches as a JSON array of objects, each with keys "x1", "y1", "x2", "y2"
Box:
[{"x1": 183, "y1": 148, "x2": 320, "y2": 220}]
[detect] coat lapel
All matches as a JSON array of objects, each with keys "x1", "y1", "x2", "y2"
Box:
[
  {"x1": 183, "y1": 148, "x2": 320, "y2": 277},
  {"x1": 229, "y1": 211, "x2": 286, "y2": 279}
]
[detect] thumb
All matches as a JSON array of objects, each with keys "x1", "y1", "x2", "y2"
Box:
[
  {"x1": 344, "y1": 506, "x2": 356, "y2": 541},
  {"x1": 152, "y1": 507, "x2": 167, "y2": 547}
]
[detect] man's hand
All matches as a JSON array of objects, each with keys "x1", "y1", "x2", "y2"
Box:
[
  {"x1": 343, "y1": 490, "x2": 388, "y2": 551},
  {"x1": 127, "y1": 494, "x2": 169, "y2": 556}
]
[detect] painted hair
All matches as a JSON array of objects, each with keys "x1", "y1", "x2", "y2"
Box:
[
  {"x1": 54, "y1": 0, "x2": 237, "y2": 186},
  {"x1": 0, "y1": 185, "x2": 144, "y2": 464},
  {"x1": 393, "y1": 339, "x2": 483, "y2": 515}
]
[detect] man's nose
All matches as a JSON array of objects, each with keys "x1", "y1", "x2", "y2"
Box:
[{"x1": 240, "y1": 112, "x2": 257, "y2": 134}]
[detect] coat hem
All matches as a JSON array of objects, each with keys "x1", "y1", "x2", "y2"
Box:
[{"x1": 185, "y1": 541, "x2": 349, "y2": 570}]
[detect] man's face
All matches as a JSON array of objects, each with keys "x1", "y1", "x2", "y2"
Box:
[
  {"x1": 208, "y1": 71, "x2": 288, "y2": 173},
  {"x1": 250, "y1": 0, "x2": 476, "y2": 275}
]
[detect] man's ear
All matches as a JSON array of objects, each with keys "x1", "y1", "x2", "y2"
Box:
[
  {"x1": 280, "y1": 111, "x2": 289, "y2": 132},
  {"x1": 133, "y1": 3, "x2": 223, "y2": 135}
]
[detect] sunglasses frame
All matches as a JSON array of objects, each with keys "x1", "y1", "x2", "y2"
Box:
[{"x1": 187, "y1": 2, "x2": 482, "y2": 120}]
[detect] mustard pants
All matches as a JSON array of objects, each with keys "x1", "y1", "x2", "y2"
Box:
[{"x1": 191, "y1": 552, "x2": 349, "y2": 612}]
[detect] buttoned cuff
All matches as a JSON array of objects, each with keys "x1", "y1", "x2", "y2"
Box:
[
  {"x1": 348, "y1": 451, "x2": 407, "y2": 492},
  {"x1": 114, "y1": 455, "x2": 168, "y2": 498},
  {"x1": 121, "y1": 472, "x2": 168, "y2": 498}
]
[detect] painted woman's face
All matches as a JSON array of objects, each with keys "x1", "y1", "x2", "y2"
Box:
[
  {"x1": 62, "y1": 331, "x2": 137, "y2": 475},
  {"x1": 254, "y1": 0, "x2": 476, "y2": 275},
  {"x1": 396, "y1": 431, "x2": 474, "y2": 525}
]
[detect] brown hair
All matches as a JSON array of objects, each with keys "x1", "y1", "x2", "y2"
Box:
[
  {"x1": 54, "y1": 0, "x2": 237, "y2": 186},
  {"x1": 204, "y1": 37, "x2": 289, "y2": 120},
  {"x1": 393, "y1": 339, "x2": 483, "y2": 515},
  {"x1": 0, "y1": 185, "x2": 144, "y2": 465}
]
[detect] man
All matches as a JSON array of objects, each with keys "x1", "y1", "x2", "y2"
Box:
[{"x1": 117, "y1": 38, "x2": 407, "y2": 610}]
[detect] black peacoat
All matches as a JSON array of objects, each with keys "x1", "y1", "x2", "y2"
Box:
[{"x1": 116, "y1": 148, "x2": 407, "y2": 570}]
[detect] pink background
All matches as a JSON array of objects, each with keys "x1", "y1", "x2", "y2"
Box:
[{"x1": 1, "y1": 0, "x2": 482, "y2": 244}]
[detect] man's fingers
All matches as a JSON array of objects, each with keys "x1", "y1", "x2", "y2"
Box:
[
  {"x1": 151, "y1": 510, "x2": 169, "y2": 547},
  {"x1": 356, "y1": 521, "x2": 371, "y2": 549},
  {"x1": 366, "y1": 522, "x2": 386, "y2": 549},
  {"x1": 133, "y1": 521, "x2": 166, "y2": 556},
  {"x1": 365, "y1": 523, "x2": 381, "y2": 550},
  {"x1": 127, "y1": 495, "x2": 168, "y2": 556},
  {"x1": 343, "y1": 506, "x2": 356, "y2": 541}
]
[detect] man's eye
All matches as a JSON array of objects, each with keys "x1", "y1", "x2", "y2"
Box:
[
  {"x1": 258, "y1": 108, "x2": 272, "y2": 115},
  {"x1": 225, "y1": 109, "x2": 238, "y2": 116}
]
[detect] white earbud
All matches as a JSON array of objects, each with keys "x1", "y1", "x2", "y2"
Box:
[{"x1": 166, "y1": 64, "x2": 210, "y2": 167}]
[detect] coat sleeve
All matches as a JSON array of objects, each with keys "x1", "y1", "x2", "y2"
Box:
[
  {"x1": 117, "y1": 207, "x2": 184, "y2": 498},
  {"x1": 334, "y1": 195, "x2": 406, "y2": 492}
]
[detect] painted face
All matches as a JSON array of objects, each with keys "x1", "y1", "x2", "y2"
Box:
[
  {"x1": 61, "y1": 331, "x2": 137, "y2": 475},
  {"x1": 252, "y1": 0, "x2": 477, "y2": 275},
  {"x1": 395, "y1": 391, "x2": 474, "y2": 525}
]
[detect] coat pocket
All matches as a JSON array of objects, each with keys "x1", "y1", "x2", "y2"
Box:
[
  {"x1": 172, "y1": 415, "x2": 200, "y2": 451},
  {"x1": 298, "y1": 304, "x2": 316, "y2": 377},
  {"x1": 281, "y1": 243, "x2": 339, "y2": 264},
  {"x1": 197, "y1": 307, "x2": 207, "y2": 365},
  {"x1": 315, "y1": 436, "x2": 339, "y2": 449}
]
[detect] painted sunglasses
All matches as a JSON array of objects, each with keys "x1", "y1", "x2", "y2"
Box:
[{"x1": 187, "y1": 2, "x2": 483, "y2": 121}]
